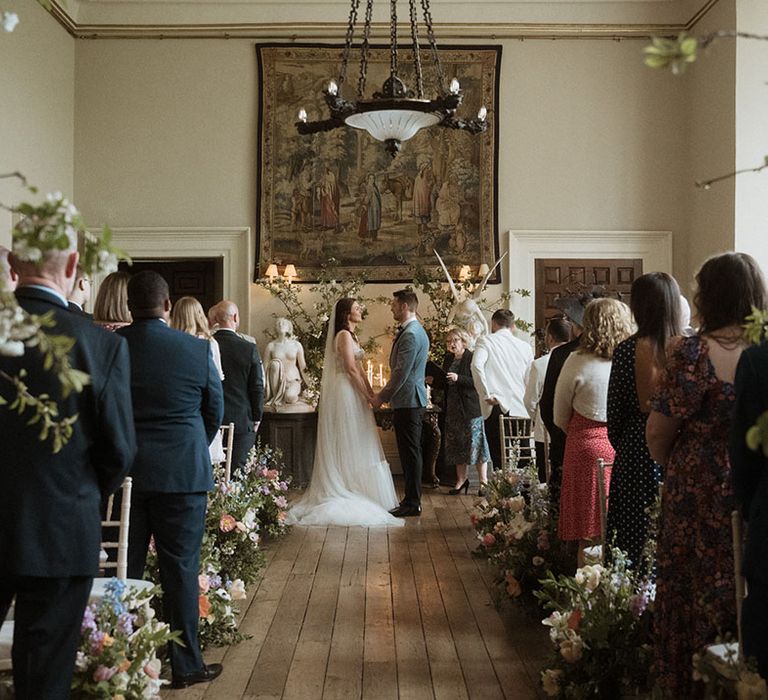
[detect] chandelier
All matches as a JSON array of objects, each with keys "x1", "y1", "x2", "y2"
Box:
[{"x1": 295, "y1": 0, "x2": 489, "y2": 158}]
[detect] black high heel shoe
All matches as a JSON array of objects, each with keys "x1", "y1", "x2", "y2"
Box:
[{"x1": 449, "y1": 479, "x2": 470, "y2": 495}]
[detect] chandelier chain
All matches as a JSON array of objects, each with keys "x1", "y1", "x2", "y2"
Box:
[
  {"x1": 389, "y1": 0, "x2": 399, "y2": 83},
  {"x1": 408, "y1": 0, "x2": 424, "y2": 98},
  {"x1": 357, "y1": 0, "x2": 374, "y2": 99},
  {"x1": 339, "y1": 0, "x2": 360, "y2": 88},
  {"x1": 420, "y1": 0, "x2": 446, "y2": 93}
]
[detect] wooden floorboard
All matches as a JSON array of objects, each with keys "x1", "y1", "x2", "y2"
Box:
[{"x1": 167, "y1": 486, "x2": 548, "y2": 700}]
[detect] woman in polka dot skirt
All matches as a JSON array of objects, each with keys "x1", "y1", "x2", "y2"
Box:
[{"x1": 605, "y1": 272, "x2": 683, "y2": 571}]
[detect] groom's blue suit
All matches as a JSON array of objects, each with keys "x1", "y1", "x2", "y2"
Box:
[{"x1": 379, "y1": 319, "x2": 429, "y2": 509}]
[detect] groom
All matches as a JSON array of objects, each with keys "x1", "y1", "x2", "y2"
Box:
[{"x1": 373, "y1": 290, "x2": 430, "y2": 517}]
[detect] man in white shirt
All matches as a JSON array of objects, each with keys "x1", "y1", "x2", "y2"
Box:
[
  {"x1": 523, "y1": 318, "x2": 571, "y2": 482},
  {"x1": 471, "y1": 309, "x2": 534, "y2": 470}
]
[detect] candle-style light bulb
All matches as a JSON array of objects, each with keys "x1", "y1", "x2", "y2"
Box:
[
  {"x1": 477, "y1": 105, "x2": 488, "y2": 122},
  {"x1": 298, "y1": 108, "x2": 307, "y2": 123},
  {"x1": 449, "y1": 77, "x2": 461, "y2": 95},
  {"x1": 327, "y1": 80, "x2": 339, "y2": 96}
]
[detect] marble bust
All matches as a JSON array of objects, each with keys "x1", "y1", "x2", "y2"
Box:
[{"x1": 263, "y1": 317, "x2": 313, "y2": 412}]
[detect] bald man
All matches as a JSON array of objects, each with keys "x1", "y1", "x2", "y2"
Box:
[
  {"x1": 0, "y1": 245, "x2": 19, "y2": 291},
  {"x1": 210, "y1": 300, "x2": 264, "y2": 468}
]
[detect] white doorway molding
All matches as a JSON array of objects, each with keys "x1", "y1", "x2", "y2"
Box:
[
  {"x1": 506, "y1": 229, "x2": 673, "y2": 330},
  {"x1": 94, "y1": 227, "x2": 252, "y2": 332}
]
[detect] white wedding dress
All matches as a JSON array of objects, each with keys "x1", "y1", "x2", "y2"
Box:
[{"x1": 287, "y1": 312, "x2": 403, "y2": 528}]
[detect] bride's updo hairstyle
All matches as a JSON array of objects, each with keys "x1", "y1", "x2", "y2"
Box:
[{"x1": 334, "y1": 297, "x2": 356, "y2": 337}]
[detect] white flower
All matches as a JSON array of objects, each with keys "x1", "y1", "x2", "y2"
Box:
[
  {"x1": 540, "y1": 669, "x2": 563, "y2": 697},
  {"x1": 230, "y1": 579, "x2": 247, "y2": 600},
  {"x1": 216, "y1": 588, "x2": 231, "y2": 601},
  {"x1": 508, "y1": 495, "x2": 526, "y2": 512},
  {"x1": 11, "y1": 238, "x2": 42, "y2": 262},
  {"x1": 113, "y1": 671, "x2": 130, "y2": 691},
  {"x1": 243, "y1": 508, "x2": 256, "y2": 530},
  {"x1": 574, "y1": 564, "x2": 604, "y2": 592},
  {"x1": 1, "y1": 11, "x2": 18, "y2": 32},
  {"x1": 74, "y1": 650, "x2": 89, "y2": 671},
  {"x1": 0, "y1": 339, "x2": 25, "y2": 357},
  {"x1": 559, "y1": 636, "x2": 584, "y2": 663},
  {"x1": 542, "y1": 610, "x2": 569, "y2": 643}
]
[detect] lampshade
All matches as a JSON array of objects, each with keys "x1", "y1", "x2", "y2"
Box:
[
  {"x1": 478, "y1": 263, "x2": 490, "y2": 277},
  {"x1": 283, "y1": 264, "x2": 297, "y2": 281},
  {"x1": 265, "y1": 263, "x2": 279, "y2": 279},
  {"x1": 345, "y1": 109, "x2": 441, "y2": 143}
]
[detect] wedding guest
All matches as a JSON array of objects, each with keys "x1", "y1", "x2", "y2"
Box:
[
  {"x1": 1, "y1": 240, "x2": 136, "y2": 699},
  {"x1": 647, "y1": 252, "x2": 767, "y2": 698},
  {"x1": 524, "y1": 318, "x2": 571, "y2": 482},
  {"x1": 118, "y1": 271, "x2": 224, "y2": 689},
  {"x1": 67, "y1": 263, "x2": 92, "y2": 316},
  {"x1": 554, "y1": 298, "x2": 634, "y2": 567},
  {"x1": 440, "y1": 328, "x2": 490, "y2": 496},
  {"x1": 171, "y1": 295, "x2": 226, "y2": 464},
  {"x1": 471, "y1": 308, "x2": 533, "y2": 471},
  {"x1": 731, "y1": 335, "x2": 768, "y2": 679},
  {"x1": 209, "y1": 299, "x2": 264, "y2": 468},
  {"x1": 93, "y1": 270, "x2": 132, "y2": 331},
  {"x1": 606, "y1": 272, "x2": 683, "y2": 571},
  {"x1": 540, "y1": 292, "x2": 595, "y2": 507},
  {"x1": 0, "y1": 245, "x2": 19, "y2": 291}
]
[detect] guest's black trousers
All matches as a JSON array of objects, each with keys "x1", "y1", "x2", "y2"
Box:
[
  {"x1": 0, "y1": 574, "x2": 91, "y2": 699},
  {"x1": 128, "y1": 491, "x2": 207, "y2": 678},
  {"x1": 743, "y1": 579, "x2": 768, "y2": 679},
  {"x1": 393, "y1": 407, "x2": 425, "y2": 509}
]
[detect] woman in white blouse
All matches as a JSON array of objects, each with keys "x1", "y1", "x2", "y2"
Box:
[{"x1": 553, "y1": 298, "x2": 634, "y2": 566}]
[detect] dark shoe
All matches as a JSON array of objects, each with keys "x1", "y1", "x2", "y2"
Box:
[
  {"x1": 423, "y1": 478, "x2": 441, "y2": 489},
  {"x1": 449, "y1": 479, "x2": 470, "y2": 496},
  {"x1": 477, "y1": 484, "x2": 488, "y2": 497},
  {"x1": 172, "y1": 664, "x2": 223, "y2": 689},
  {"x1": 390, "y1": 505, "x2": 422, "y2": 517}
]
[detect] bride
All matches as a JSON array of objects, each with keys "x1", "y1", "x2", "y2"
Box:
[{"x1": 287, "y1": 297, "x2": 404, "y2": 527}]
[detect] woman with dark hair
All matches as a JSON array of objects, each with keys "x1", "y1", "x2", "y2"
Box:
[
  {"x1": 287, "y1": 297, "x2": 403, "y2": 527},
  {"x1": 647, "y1": 252, "x2": 767, "y2": 698},
  {"x1": 606, "y1": 272, "x2": 683, "y2": 570}
]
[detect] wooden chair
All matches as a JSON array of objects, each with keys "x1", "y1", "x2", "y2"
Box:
[
  {"x1": 90, "y1": 476, "x2": 153, "y2": 603},
  {"x1": 584, "y1": 457, "x2": 613, "y2": 563},
  {"x1": 214, "y1": 422, "x2": 236, "y2": 482},
  {"x1": 499, "y1": 415, "x2": 536, "y2": 472}
]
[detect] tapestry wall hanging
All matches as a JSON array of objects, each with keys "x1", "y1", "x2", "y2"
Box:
[{"x1": 255, "y1": 43, "x2": 502, "y2": 283}]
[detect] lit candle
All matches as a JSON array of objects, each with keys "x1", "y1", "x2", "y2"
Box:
[
  {"x1": 298, "y1": 108, "x2": 307, "y2": 123},
  {"x1": 477, "y1": 105, "x2": 487, "y2": 122},
  {"x1": 449, "y1": 77, "x2": 460, "y2": 95},
  {"x1": 367, "y1": 360, "x2": 373, "y2": 385},
  {"x1": 378, "y1": 363, "x2": 384, "y2": 387},
  {"x1": 327, "y1": 79, "x2": 339, "y2": 96}
]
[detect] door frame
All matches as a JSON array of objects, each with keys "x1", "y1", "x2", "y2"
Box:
[{"x1": 506, "y1": 229, "x2": 672, "y2": 331}]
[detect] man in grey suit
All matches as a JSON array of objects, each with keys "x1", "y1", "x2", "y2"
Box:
[{"x1": 373, "y1": 290, "x2": 430, "y2": 516}]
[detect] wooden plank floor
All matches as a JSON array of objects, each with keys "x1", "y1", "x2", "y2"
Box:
[{"x1": 166, "y1": 487, "x2": 548, "y2": 700}]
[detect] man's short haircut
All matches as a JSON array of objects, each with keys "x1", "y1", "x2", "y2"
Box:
[
  {"x1": 393, "y1": 289, "x2": 418, "y2": 311},
  {"x1": 491, "y1": 308, "x2": 515, "y2": 328},
  {"x1": 127, "y1": 270, "x2": 169, "y2": 312},
  {"x1": 546, "y1": 317, "x2": 572, "y2": 344}
]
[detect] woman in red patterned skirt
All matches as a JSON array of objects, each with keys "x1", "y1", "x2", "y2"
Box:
[{"x1": 554, "y1": 298, "x2": 634, "y2": 566}]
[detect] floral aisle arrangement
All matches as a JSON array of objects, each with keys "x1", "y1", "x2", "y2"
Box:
[
  {"x1": 254, "y1": 260, "x2": 379, "y2": 400},
  {"x1": 70, "y1": 579, "x2": 179, "y2": 700},
  {"x1": 471, "y1": 464, "x2": 571, "y2": 606},
  {"x1": 535, "y1": 551, "x2": 654, "y2": 699},
  {"x1": 144, "y1": 441, "x2": 291, "y2": 649},
  {"x1": 692, "y1": 645, "x2": 768, "y2": 700}
]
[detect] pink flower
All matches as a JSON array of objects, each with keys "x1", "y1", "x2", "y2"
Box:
[
  {"x1": 482, "y1": 533, "x2": 496, "y2": 547},
  {"x1": 219, "y1": 514, "x2": 237, "y2": 532},
  {"x1": 266, "y1": 469, "x2": 280, "y2": 480},
  {"x1": 143, "y1": 658, "x2": 162, "y2": 680},
  {"x1": 274, "y1": 495, "x2": 288, "y2": 509},
  {"x1": 198, "y1": 574, "x2": 210, "y2": 594},
  {"x1": 92, "y1": 665, "x2": 117, "y2": 682}
]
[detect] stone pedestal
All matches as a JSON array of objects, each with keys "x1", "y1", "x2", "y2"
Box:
[{"x1": 261, "y1": 410, "x2": 318, "y2": 488}]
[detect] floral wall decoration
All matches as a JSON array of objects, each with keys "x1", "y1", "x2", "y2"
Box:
[{"x1": 255, "y1": 44, "x2": 501, "y2": 282}]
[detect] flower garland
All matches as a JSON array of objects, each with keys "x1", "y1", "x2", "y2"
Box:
[
  {"x1": 471, "y1": 464, "x2": 571, "y2": 606},
  {"x1": 71, "y1": 579, "x2": 179, "y2": 699}
]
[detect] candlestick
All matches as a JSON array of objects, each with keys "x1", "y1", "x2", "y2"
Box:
[
  {"x1": 378, "y1": 363, "x2": 384, "y2": 388},
  {"x1": 367, "y1": 360, "x2": 373, "y2": 386}
]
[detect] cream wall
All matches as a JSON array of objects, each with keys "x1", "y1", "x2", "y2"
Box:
[
  {"x1": 73, "y1": 35, "x2": 689, "y2": 352},
  {"x1": 0, "y1": 0, "x2": 75, "y2": 246}
]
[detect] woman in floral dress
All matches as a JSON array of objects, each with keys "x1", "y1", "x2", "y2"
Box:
[
  {"x1": 606, "y1": 272, "x2": 683, "y2": 571},
  {"x1": 647, "y1": 252, "x2": 767, "y2": 698}
]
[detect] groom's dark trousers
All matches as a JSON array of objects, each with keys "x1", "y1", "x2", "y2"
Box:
[{"x1": 394, "y1": 407, "x2": 426, "y2": 509}]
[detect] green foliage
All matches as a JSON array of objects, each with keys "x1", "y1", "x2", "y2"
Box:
[{"x1": 644, "y1": 33, "x2": 699, "y2": 74}]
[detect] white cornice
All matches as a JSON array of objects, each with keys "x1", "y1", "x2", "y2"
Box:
[{"x1": 50, "y1": 0, "x2": 720, "y2": 39}]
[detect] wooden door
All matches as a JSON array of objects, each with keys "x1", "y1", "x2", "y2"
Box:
[{"x1": 534, "y1": 258, "x2": 642, "y2": 333}]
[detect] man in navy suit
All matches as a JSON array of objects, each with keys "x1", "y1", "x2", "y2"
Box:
[
  {"x1": 0, "y1": 243, "x2": 136, "y2": 699},
  {"x1": 373, "y1": 290, "x2": 430, "y2": 516},
  {"x1": 118, "y1": 271, "x2": 224, "y2": 689},
  {"x1": 209, "y1": 300, "x2": 264, "y2": 468},
  {"x1": 730, "y1": 342, "x2": 768, "y2": 678}
]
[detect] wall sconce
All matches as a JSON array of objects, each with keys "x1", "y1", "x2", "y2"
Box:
[
  {"x1": 283, "y1": 264, "x2": 297, "y2": 284},
  {"x1": 458, "y1": 265, "x2": 471, "y2": 282},
  {"x1": 265, "y1": 263, "x2": 279, "y2": 281},
  {"x1": 477, "y1": 263, "x2": 490, "y2": 278}
]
